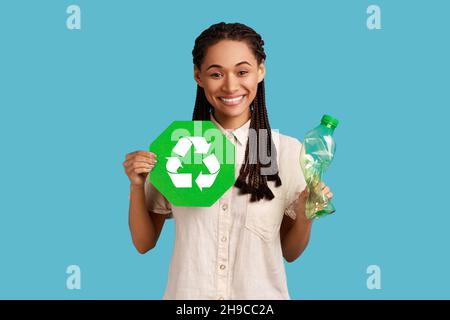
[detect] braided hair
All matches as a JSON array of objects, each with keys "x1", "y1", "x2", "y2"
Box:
[{"x1": 192, "y1": 22, "x2": 282, "y2": 202}]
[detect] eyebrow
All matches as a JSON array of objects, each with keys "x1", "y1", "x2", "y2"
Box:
[{"x1": 206, "y1": 61, "x2": 252, "y2": 71}]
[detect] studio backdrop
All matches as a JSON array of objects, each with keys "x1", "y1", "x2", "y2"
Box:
[{"x1": 0, "y1": 0, "x2": 449, "y2": 299}]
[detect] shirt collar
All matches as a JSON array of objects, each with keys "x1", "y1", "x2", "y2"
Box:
[{"x1": 209, "y1": 113, "x2": 251, "y2": 146}]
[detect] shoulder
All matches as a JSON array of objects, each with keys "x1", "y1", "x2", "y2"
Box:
[
  {"x1": 270, "y1": 131, "x2": 307, "y2": 209},
  {"x1": 270, "y1": 130, "x2": 304, "y2": 183},
  {"x1": 270, "y1": 130, "x2": 303, "y2": 158}
]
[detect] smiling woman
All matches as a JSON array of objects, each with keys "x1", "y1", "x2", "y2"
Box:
[
  {"x1": 124, "y1": 22, "x2": 333, "y2": 300},
  {"x1": 192, "y1": 24, "x2": 281, "y2": 202},
  {"x1": 194, "y1": 41, "x2": 265, "y2": 143}
]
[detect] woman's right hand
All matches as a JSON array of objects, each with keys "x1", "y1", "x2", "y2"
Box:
[{"x1": 123, "y1": 151, "x2": 158, "y2": 187}]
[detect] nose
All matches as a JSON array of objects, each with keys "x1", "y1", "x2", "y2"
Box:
[{"x1": 221, "y1": 74, "x2": 240, "y2": 93}]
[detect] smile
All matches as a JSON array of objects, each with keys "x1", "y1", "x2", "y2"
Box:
[{"x1": 219, "y1": 95, "x2": 245, "y2": 106}]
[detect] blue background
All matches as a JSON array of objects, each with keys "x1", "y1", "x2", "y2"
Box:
[{"x1": 1, "y1": 0, "x2": 449, "y2": 299}]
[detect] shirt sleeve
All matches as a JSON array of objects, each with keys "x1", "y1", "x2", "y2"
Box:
[
  {"x1": 144, "y1": 177, "x2": 173, "y2": 218},
  {"x1": 284, "y1": 138, "x2": 307, "y2": 220}
]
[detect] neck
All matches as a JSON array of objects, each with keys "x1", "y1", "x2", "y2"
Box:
[{"x1": 212, "y1": 109, "x2": 251, "y2": 130}]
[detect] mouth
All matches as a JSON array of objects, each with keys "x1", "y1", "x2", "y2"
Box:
[{"x1": 219, "y1": 95, "x2": 246, "y2": 106}]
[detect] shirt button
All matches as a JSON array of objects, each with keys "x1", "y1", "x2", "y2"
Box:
[
  {"x1": 220, "y1": 264, "x2": 226, "y2": 270},
  {"x1": 221, "y1": 236, "x2": 227, "y2": 242},
  {"x1": 221, "y1": 204, "x2": 228, "y2": 211}
]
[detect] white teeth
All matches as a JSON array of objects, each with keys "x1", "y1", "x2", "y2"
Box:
[{"x1": 220, "y1": 95, "x2": 244, "y2": 103}]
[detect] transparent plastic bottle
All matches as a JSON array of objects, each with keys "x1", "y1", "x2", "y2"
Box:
[{"x1": 299, "y1": 114, "x2": 339, "y2": 220}]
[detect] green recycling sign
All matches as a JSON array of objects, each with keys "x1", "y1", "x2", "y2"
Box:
[{"x1": 149, "y1": 121, "x2": 235, "y2": 207}]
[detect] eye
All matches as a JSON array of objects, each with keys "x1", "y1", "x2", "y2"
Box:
[
  {"x1": 239, "y1": 70, "x2": 249, "y2": 76},
  {"x1": 210, "y1": 73, "x2": 222, "y2": 78}
]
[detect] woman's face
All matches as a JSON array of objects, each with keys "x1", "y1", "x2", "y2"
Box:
[{"x1": 194, "y1": 40, "x2": 265, "y2": 124}]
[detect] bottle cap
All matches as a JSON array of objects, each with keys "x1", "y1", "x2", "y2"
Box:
[{"x1": 321, "y1": 114, "x2": 339, "y2": 128}]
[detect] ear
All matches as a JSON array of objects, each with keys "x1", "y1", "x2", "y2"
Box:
[
  {"x1": 257, "y1": 61, "x2": 266, "y2": 83},
  {"x1": 194, "y1": 65, "x2": 203, "y2": 88}
]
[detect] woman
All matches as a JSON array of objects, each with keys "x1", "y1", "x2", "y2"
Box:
[{"x1": 123, "y1": 22, "x2": 333, "y2": 300}]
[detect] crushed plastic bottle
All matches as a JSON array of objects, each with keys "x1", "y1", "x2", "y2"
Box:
[{"x1": 299, "y1": 114, "x2": 339, "y2": 220}]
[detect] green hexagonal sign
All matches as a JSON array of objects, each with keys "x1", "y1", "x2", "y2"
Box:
[{"x1": 148, "y1": 121, "x2": 235, "y2": 207}]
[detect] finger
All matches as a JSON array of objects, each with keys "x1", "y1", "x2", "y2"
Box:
[
  {"x1": 125, "y1": 151, "x2": 140, "y2": 160},
  {"x1": 124, "y1": 161, "x2": 154, "y2": 171},
  {"x1": 327, "y1": 192, "x2": 333, "y2": 199},
  {"x1": 322, "y1": 186, "x2": 330, "y2": 194},
  {"x1": 126, "y1": 163, "x2": 154, "y2": 174},
  {"x1": 131, "y1": 162, "x2": 155, "y2": 170},
  {"x1": 123, "y1": 160, "x2": 135, "y2": 168},
  {"x1": 134, "y1": 167, "x2": 152, "y2": 175},
  {"x1": 126, "y1": 164, "x2": 153, "y2": 175},
  {"x1": 136, "y1": 151, "x2": 157, "y2": 159},
  {"x1": 133, "y1": 156, "x2": 158, "y2": 164},
  {"x1": 125, "y1": 151, "x2": 157, "y2": 161},
  {"x1": 123, "y1": 157, "x2": 157, "y2": 168}
]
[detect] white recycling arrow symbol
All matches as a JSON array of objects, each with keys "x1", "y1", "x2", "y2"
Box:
[{"x1": 166, "y1": 136, "x2": 220, "y2": 190}]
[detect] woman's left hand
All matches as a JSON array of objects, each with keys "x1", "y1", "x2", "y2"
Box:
[
  {"x1": 320, "y1": 182, "x2": 334, "y2": 200},
  {"x1": 295, "y1": 182, "x2": 333, "y2": 222}
]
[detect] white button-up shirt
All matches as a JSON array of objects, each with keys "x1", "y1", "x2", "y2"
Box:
[{"x1": 144, "y1": 114, "x2": 307, "y2": 300}]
